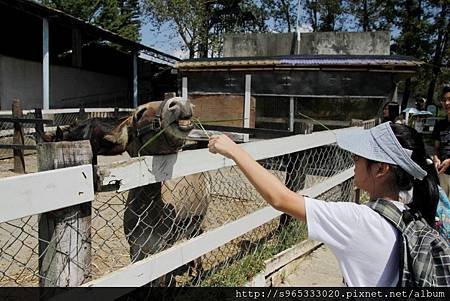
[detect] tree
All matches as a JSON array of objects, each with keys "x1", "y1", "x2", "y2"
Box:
[
  {"x1": 425, "y1": 0, "x2": 449, "y2": 106},
  {"x1": 343, "y1": 0, "x2": 395, "y2": 31},
  {"x1": 143, "y1": 0, "x2": 267, "y2": 58},
  {"x1": 41, "y1": 0, "x2": 142, "y2": 41},
  {"x1": 262, "y1": 0, "x2": 298, "y2": 32},
  {"x1": 392, "y1": 0, "x2": 449, "y2": 108},
  {"x1": 304, "y1": 0, "x2": 345, "y2": 32}
]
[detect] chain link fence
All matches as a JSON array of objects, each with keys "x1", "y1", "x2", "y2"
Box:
[{"x1": 0, "y1": 139, "x2": 356, "y2": 287}]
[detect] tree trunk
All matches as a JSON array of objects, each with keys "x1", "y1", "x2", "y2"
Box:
[
  {"x1": 363, "y1": 0, "x2": 369, "y2": 31},
  {"x1": 402, "y1": 78, "x2": 412, "y2": 111},
  {"x1": 426, "y1": 1, "x2": 448, "y2": 106}
]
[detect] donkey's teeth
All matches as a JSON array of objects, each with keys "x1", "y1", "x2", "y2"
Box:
[{"x1": 178, "y1": 120, "x2": 191, "y2": 127}]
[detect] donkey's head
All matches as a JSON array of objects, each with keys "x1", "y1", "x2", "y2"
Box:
[{"x1": 105, "y1": 97, "x2": 194, "y2": 157}]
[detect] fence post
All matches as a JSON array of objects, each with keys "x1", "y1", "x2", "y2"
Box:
[
  {"x1": 34, "y1": 108, "x2": 44, "y2": 143},
  {"x1": 12, "y1": 99, "x2": 25, "y2": 173},
  {"x1": 37, "y1": 141, "x2": 92, "y2": 287}
]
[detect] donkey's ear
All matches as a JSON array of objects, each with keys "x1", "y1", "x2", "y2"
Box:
[{"x1": 56, "y1": 126, "x2": 64, "y2": 141}]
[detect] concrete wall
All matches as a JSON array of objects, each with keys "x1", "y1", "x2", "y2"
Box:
[
  {"x1": 299, "y1": 31, "x2": 390, "y2": 55},
  {"x1": 0, "y1": 55, "x2": 128, "y2": 110},
  {"x1": 223, "y1": 33, "x2": 297, "y2": 57},
  {"x1": 223, "y1": 31, "x2": 390, "y2": 57}
]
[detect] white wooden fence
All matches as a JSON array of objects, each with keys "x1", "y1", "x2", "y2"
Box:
[{"x1": 0, "y1": 127, "x2": 358, "y2": 287}]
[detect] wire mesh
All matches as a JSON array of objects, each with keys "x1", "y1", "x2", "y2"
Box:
[{"x1": 0, "y1": 142, "x2": 356, "y2": 287}]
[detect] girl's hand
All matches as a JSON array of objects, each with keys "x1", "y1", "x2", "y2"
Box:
[
  {"x1": 438, "y1": 159, "x2": 450, "y2": 174},
  {"x1": 208, "y1": 134, "x2": 240, "y2": 159}
]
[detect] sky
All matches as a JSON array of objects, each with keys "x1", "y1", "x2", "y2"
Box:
[{"x1": 140, "y1": 21, "x2": 189, "y2": 59}]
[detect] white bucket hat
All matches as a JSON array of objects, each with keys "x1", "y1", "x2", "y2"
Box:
[{"x1": 336, "y1": 122, "x2": 427, "y2": 180}]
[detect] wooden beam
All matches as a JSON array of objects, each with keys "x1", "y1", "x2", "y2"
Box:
[
  {"x1": 0, "y1": 164, "x2": 94, "y2": 223},
  {"x1": 0, "y1": 144, "x2": 37, "y2": 150},
  {"x1": 97, "y1": 127, "x2": 356, "y2": 192},
  {"x1": 203, "y1": 124, "x2": 292, "y2": 139},
  {"x1": 0, "y1": 117, "x2": 53, "y2": 124},
  {"x1": 187, "y1": 129, "x2": 249, "y2": 142}
]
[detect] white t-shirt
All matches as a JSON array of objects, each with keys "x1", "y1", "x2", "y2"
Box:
[{"x1": 305, "y1": 197, "x2": 404, "y2": 287}]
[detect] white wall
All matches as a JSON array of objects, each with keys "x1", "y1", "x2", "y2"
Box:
[{"x1": 0, "y1": 55, "x2": 128, "y2": 110}]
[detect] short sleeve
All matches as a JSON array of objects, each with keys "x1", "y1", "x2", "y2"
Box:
[{"x1": 305, "y1": 197, "x2": 361, "y2": 252}]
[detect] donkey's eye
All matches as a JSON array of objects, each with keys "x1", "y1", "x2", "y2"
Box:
[
  {"x1": 168, "y1": 102, "x2": 177, "y2": 109},
  {"x1": 135, "y1": 108, "x2": 146, "y2": 121}
]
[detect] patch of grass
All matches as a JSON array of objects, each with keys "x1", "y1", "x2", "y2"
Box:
[{"x1": 199, "y1": 220, "x2": 308, "y2": 286}]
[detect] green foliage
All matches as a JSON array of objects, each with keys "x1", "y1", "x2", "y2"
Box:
[
  {"x1": 262, "y1": 0, "x2": 298, "y2": 32},
  {"x1": 199, "y1": 221, "x2": 308, "y2": 286},
  {"x1": 41, "y1": 0, "x2": 141, "y2": 41},
  {"x1": 305, "y1": 0, "x2": 345, "y2": 31},
  {"x1": 143, "y1": 0, "x2": 268, "y2": 58}
]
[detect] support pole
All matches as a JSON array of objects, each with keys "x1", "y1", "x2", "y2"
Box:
[
  {"x1": 133, "y1": 52, "x2": 138, "y2": 107},
  {"x1": 182, "y1": 77, "x2": 188, "y2": 100},
  {"x1": 244, "y1": 74, "x2": 251, "y2": 128},
  {"x1": 71, "y1": 28, "x2": 82, "y2": 68},
  {"x1": 43, "y1": 18, "x2": 50, "y2": 110},
  {"x1": 289, "y1": 97, "x2": 295, "y2": 132},
  {"x1": 37, "y1": 141, "x2": 92, "y2": 287},
  {"x1": 12, "y1": 99, "x2": 25, "y2": 173}
]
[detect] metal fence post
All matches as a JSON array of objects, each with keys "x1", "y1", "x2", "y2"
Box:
[{"x1": 37, "y1": 140, "x2": 93, "y2": 287}]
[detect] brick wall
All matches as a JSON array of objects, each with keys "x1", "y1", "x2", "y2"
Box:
[{"x1": 189, "y1": 94, "x2": 256, "y2": 127}]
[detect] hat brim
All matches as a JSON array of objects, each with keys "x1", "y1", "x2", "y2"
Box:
[{"x1": 336, "y1": 129, "x2": 396, "y2": 165}]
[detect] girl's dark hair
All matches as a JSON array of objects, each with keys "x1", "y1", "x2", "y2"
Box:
[{"x1": 389, "y1": 124, "x2": 439, "y2": 226}]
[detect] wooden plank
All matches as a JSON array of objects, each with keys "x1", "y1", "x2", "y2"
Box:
[
  {"x1": 0, "y1": 117, "x2": 53, "y2": 124},
  {"x1": 204, "y1": 124, "x2": 292, "y2": 139},
  {"x1": 97, "y1": 128, "x2": 356, "y2": 192},
  {"x1": 0, "y1": 144, "x2": 37, "y2": 150},
  {"x1": 0, "y1": 108, "x2": 133, "y2": 116},
  {"x1": 84, "y1": 167, "x2": 354, "y2": 287},
  {"x1": 0, "y1": 164, "x2": 94, "y2": 223},
  {"x1": 264, "y1": 240, "x2": 322, "y2": 276},
  {"x1": 187, "y1": 129, "x2": 249, "y2": 142}
]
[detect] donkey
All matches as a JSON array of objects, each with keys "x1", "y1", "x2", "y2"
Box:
[{"x1": 44, "y1": 97, "x2": 209, "y2": 283}]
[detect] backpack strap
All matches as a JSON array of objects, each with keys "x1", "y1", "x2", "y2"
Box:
[
  {"x1": 366, "y1": 199, "x2": 416, "y2": 287},
  {"x1": 366, "y1": 199, "x2": 408, "y2": 232}
]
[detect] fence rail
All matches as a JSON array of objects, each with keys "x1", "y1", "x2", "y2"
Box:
[
  {"x1": 0, "y1": 108, "x2": 134, "y2": 160},
  {"x1": 0, "y1": 127, "x2": 360, "y2": 287}
]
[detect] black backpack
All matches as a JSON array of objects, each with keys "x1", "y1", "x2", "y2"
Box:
[{"x1": 366, "y1": 199, "x2": 450, "y2": 287}]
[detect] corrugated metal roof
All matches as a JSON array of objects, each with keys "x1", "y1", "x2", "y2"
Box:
[{"x1": 177, "y1": 55, "x2": 422, "y2": 69}]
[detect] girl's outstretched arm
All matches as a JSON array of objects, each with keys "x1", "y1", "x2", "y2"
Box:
[{"x1": 208, "y1": 135, "x2": 307, "y2": 221}]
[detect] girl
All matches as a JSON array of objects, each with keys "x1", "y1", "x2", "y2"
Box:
[{"x1": 208, "y1": 122, "x2": 439, "y2": 287}]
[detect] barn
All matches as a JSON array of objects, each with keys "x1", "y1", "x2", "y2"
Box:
[
  {"x1": 0, "y1": 0, "x2": 178, "y2": 110},
  {"x1": 177, "y1": 32, "x2": 421, "y2": 132}
]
